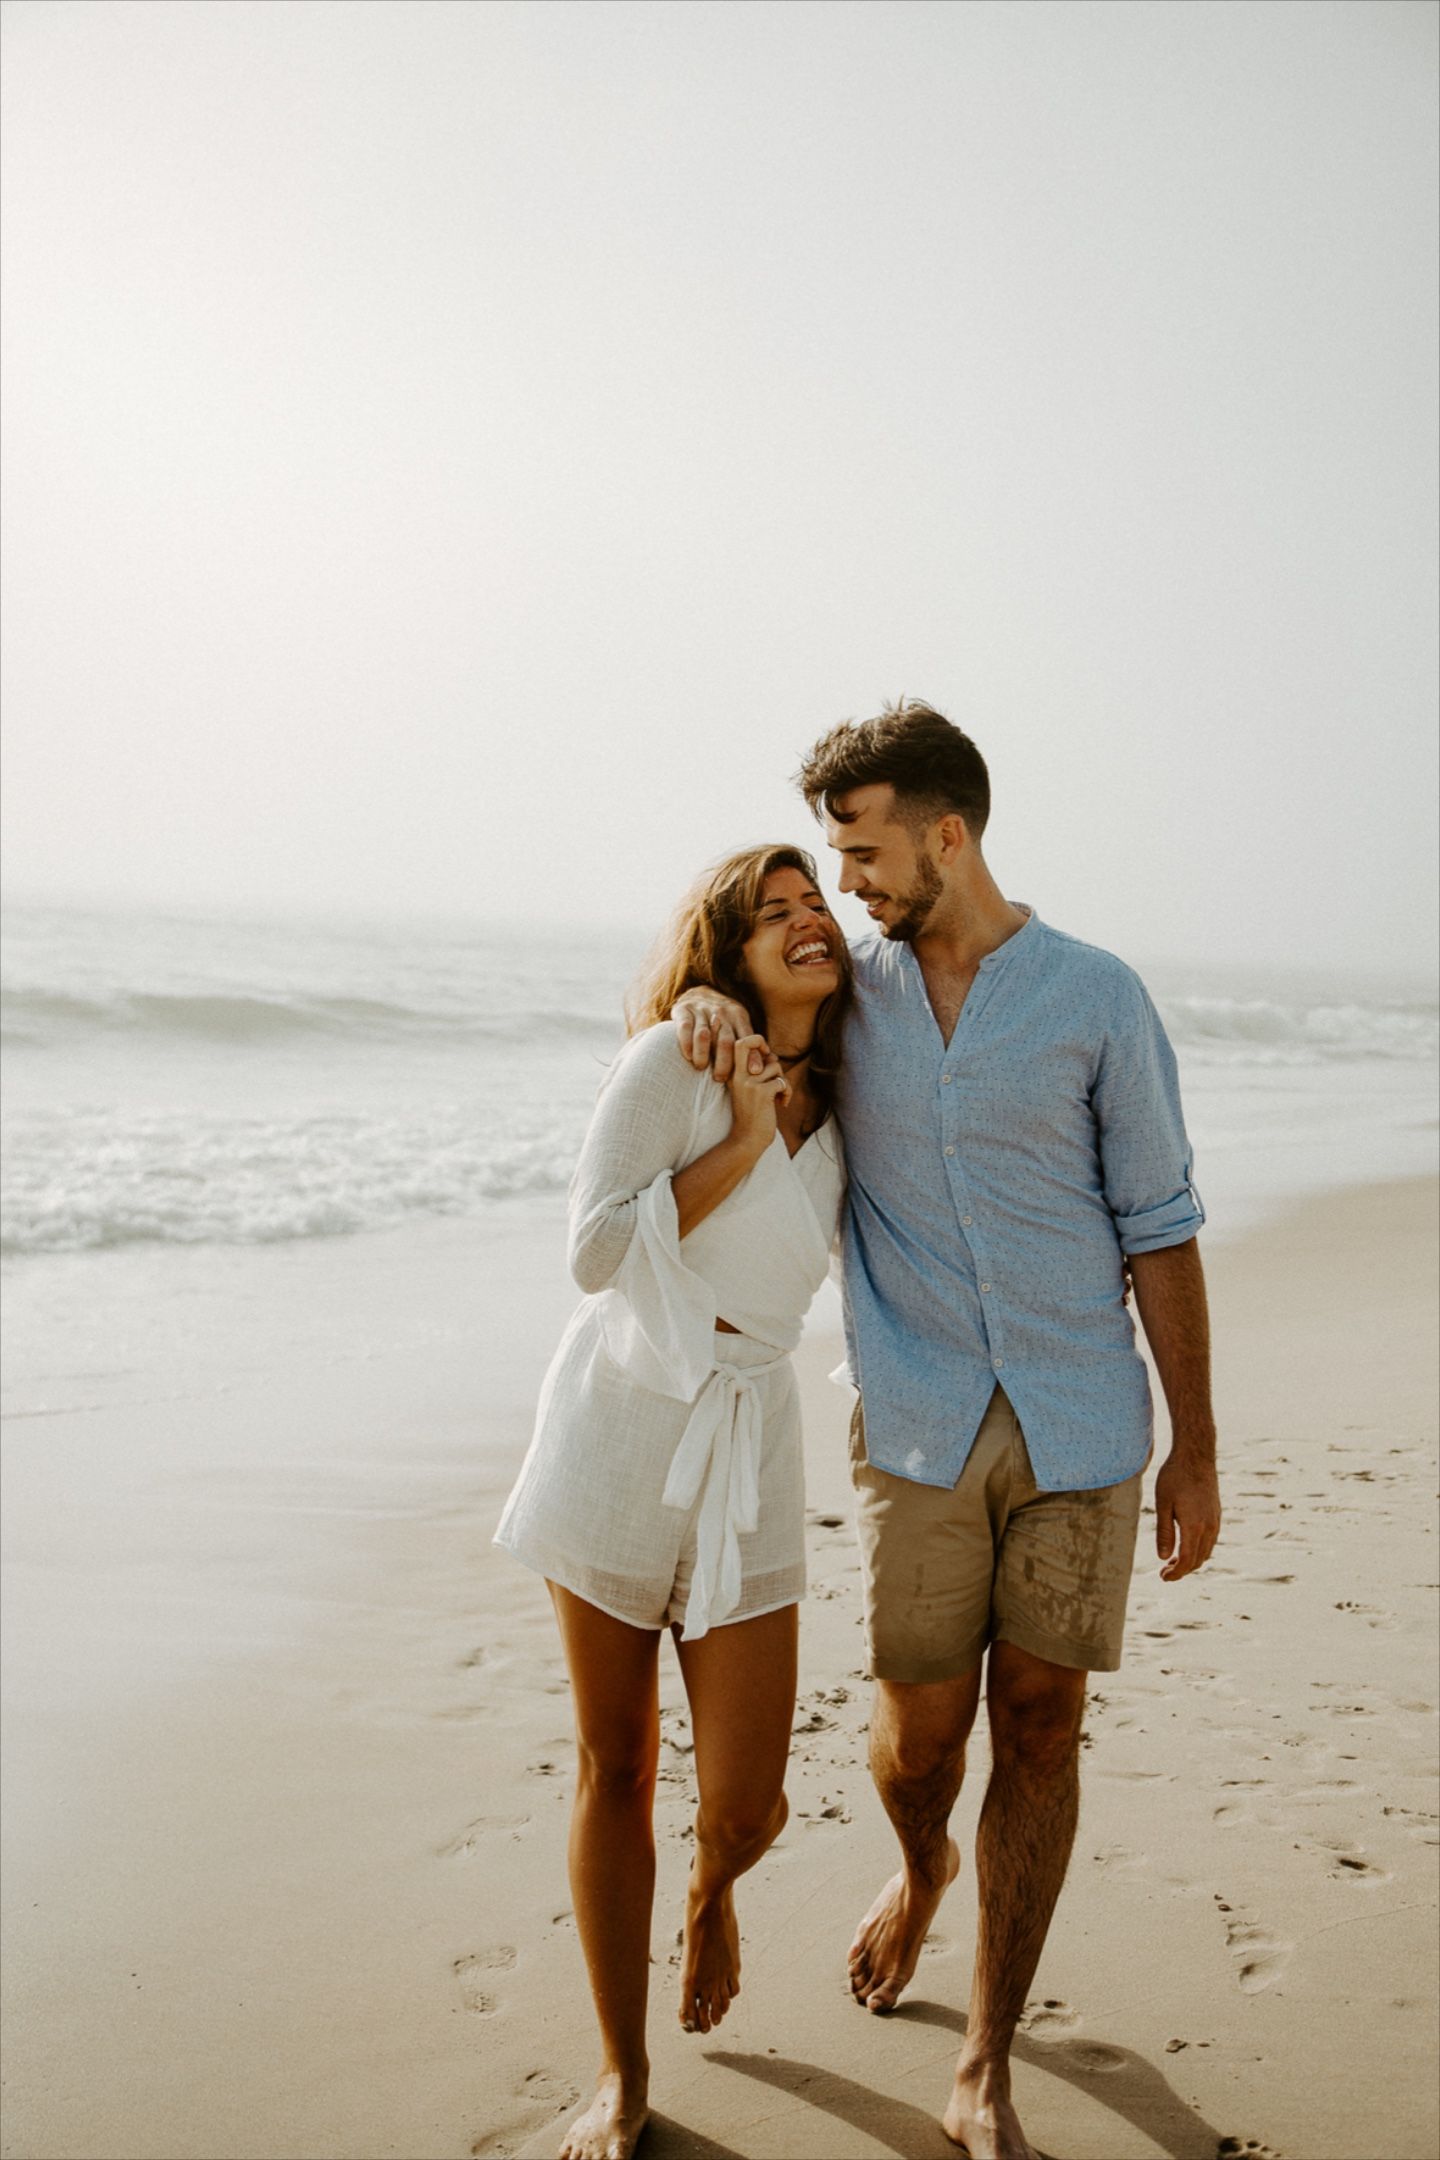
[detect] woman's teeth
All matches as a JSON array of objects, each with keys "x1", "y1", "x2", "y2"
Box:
[{"x1": 787, "y1": 940, "x2": 831, "y2": 967}]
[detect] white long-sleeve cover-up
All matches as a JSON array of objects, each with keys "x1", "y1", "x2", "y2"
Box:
[{"x1": 494, "y1": 1025, "x2": 845, "y2": 1640}]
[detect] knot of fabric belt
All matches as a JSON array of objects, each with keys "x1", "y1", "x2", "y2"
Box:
[{"x1": 661, "y1": 1359, "x2": 772, "y2": 1640}]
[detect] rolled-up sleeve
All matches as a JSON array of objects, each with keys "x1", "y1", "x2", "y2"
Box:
[{"x1": 1092, "y1": 971, "x2": 1205, "y2": 1255}]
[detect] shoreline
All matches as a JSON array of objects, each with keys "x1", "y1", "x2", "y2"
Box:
[{"x1": 2, "y1": 1175, "x2": 1437, "y2": 2160}]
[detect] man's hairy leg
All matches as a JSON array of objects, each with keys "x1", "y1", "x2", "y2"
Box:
[
  {"x1": 849, "y1": 1669, "x2": 980, "y2": 2011},
  {"x1": 943, "y1": 1640, "x2": 1086, "y2": 2159}
]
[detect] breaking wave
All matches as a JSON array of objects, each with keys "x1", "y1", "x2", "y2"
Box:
[
  {"x1": 1, "y1": 1107, "x2": 586, "y2": 1254},
  {"x1": 1, "y1": 983, "x2": 620, "y2": 1050},
  {"x1": 1157, "y1": 990, "x2": 1437, "y2": 1066}
]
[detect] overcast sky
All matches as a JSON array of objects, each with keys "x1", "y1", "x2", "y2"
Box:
[{"x1": 2, "y1": 0, "x2": 1436, "y2": 976}]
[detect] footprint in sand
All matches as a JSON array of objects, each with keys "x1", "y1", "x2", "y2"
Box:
[
  {"x1": 1312, "y1": 1841, "x2": 1393, "y2": 1885},
  {"x1": 920, "y1": 1930, "x2": 957, "y2": 1960},
  {"x1": 1333, "y1": 1600, "x2": 1400, "y2": 1631},
  {"x1": 469, "y1": 2070, "x2": 583, "y2": 2158},
  {"x1": 437, "y1": 1815, "x2": 530, "y2": 1858},
  {"x1": 1220, "y1": 1911, "x2": 1292, "y2": 1994},
  {"x1": 1018, "y1": 1998, "x2": 1081, "y2": 2037},
  {"x1": 1061, "y1": 2040, "x2": 1126, "y2": 2073},
  {"x1": 1092, "y1": 1845, "x2": 1149, "y2": 1880},
  {"x1": 454, "y1": 1947, "x2": 517, "y2": 2014},
  {"x1": 1217, "y1": 2140, "x2": 1284, "y2": 2158}
]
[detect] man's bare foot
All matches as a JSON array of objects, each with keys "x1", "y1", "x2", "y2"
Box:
[
  {"x1": 942, "y1": 2058, "x2": 1038, "y2": 2159},
  {"x1": 558, "y1": 2070, "x2": 650, "y2": 2160},
  {"x1": 847, "y1": 1837, "x2": 960, "y2": 2011},
  {"x1": 679, "y1": 1876, "x2": 741, "y2": 2034}
]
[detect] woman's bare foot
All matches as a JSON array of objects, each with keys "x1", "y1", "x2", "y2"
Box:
[
  {"x1": 678, "y1": 1876, "x2": 742, "y2": 2034},
  {"x1": 558, "y1": 2070, "x2": 650, "y2": 2160},
  {"x1": 942, "y1": 2059, "x2": 1038, "y2": 2159},
  {"x1": 847, "y1": 1836, "x2": 961, "y2": 2011}
]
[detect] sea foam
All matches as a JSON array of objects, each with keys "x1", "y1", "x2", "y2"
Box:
[{"x1": 2, "y1": 901, "x2": 1434, "y2": 1255}]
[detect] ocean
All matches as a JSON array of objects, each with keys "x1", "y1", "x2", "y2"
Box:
[{"x1": 2, "y1": 897, "x2": 1436, "y2": 1261}]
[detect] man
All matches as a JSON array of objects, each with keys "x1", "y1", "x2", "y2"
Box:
[{"x1": 675, "y1": 701, "x2": 1220, "y2": 2160}]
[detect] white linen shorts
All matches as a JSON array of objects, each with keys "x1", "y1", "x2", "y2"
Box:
[{"x1": 494, "y1": 1308, "x2": 806, "y2": 1633}]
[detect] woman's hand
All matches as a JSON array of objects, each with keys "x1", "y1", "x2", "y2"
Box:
[
  {"x1": 671, "y1": 1034, "x2": 789, "y2": 1236},
  {"x1": 726, "y1": 1034, "x2": 790, "y2": 1157}
]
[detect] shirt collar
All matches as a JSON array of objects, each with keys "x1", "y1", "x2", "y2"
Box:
[
  {"x1": 977, "y1": 903, "x2": 1038, "y2": 976},
  {"x1": 896, "y1": 902, "x2": 1039, "y2": 981}
]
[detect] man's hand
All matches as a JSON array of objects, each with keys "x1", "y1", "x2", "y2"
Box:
[
  {"x1": 1126, "y1": 1238, "x2": 1220, "y2": 1582},
  {"x1": 672, "y1": 986, "x2": 762, "y2": 1085},
  {"x1": 1153, "y1": 1450, "x2": 1221, "y2": 1581}
]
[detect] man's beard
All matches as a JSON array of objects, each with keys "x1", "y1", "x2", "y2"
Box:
[{"x1": 881, "y1": 853, "x2": 943, "y2": 942}]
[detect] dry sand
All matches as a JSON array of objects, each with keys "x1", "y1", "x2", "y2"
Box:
[{"x1": 2, "y1": 1179, "x2": 1436, "y2": 2160}]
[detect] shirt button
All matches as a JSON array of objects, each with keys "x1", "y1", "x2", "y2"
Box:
[
  {"x1": 993, "y1": 1357, "x2": 1004, "y2": 1370},
  {"x1": 961, "y1": 1215, "x2": 973, "y2": 1226},
  {"x1": 980, "y1": 1282, "x2": 992, "y2": 1293},
  {"x1": 944, "y1": 1145, "x2": 955, "y2": 1157},
  {"x1": 941, "y1": 1073, "x2": 953, "y2": 1085}
]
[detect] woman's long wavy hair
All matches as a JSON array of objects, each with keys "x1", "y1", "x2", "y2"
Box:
[{"x1": 625, "y1": 843, "x2": 852, "y2": 1130}]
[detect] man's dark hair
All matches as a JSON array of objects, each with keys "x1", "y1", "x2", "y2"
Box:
[{"x1": 795, "y1": 700, "x2": 991, "y2": 839}]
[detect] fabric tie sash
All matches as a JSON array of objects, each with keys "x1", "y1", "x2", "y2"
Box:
[{"x1": 660, "y1": 1354, "x2": 781, "y2": 1641}]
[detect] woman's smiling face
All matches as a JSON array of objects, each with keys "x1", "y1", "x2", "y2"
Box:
[{"x1": 739, "y1": 866, "x2": 841, "y2": 1012}]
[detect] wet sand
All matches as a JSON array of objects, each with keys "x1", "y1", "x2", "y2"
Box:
[{"x1": 2, "y1": 1179, "x2": 1436, "y2": 2160}]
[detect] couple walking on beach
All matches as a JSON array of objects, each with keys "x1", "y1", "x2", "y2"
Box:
[{"x1": 496, "y1": 701, "x2": 1222, "y2": 2160}]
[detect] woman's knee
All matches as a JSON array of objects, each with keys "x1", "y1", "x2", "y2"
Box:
[
  {"x1": 698, "y1": 1786, "x2": 786, "y2": 1860},
  {"x1": 574, "y1": 1728, "x2": 658, "y2": 1800}
]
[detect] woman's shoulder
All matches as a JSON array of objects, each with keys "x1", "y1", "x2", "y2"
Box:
[{"x1": 603, "y1": 1023, "x2": 714, "y2": 1106}]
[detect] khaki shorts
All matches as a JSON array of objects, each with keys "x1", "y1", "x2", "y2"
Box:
[{"x1": 850, "y1": 1387, "x2": 1143, "y2": 1680}]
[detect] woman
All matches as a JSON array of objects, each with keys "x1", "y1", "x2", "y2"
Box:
[{"x1": 495, "y1": 844, "x2": 850, "y2": 2160}]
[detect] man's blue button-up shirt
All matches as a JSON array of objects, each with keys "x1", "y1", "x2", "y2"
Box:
[{"x1": 837, "y1": 909, "x2": 1204, "y2": 1494}]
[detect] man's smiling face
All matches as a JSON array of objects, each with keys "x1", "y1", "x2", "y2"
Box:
[{"x1": 824, "y1": 783, "x2": 943, "y2": 943}]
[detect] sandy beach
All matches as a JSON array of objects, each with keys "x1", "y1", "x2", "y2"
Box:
[{"x1": 2, "y1": 1176, "x2": 1436, "y2": 2160}]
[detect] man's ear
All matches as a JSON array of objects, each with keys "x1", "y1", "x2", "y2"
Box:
[{"x1": 936, "y1": 812, "x2": 969, "y2": 863}]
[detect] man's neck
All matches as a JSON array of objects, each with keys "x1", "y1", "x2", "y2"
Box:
[{"x1": 913, "y1": 872, "x2": 1029, "y2": 976}]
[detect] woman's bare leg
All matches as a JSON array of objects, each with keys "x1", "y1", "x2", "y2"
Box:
[
  {"x1": 673, "y1": 1602, "x2": 798, "y2": 2033},
  {"x1": 547, "y1": 1585, "x2": 661, "y2": 2160}
]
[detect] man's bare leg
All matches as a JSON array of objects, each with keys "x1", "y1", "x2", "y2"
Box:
[
  {"x1": 548, "y1": 1585, "x2": 660, "y2": 2160},
  {"x1": 943, "y1": 1640, "x2": 1087, "y2": 2160},
  {"x1": 849, "y1": 1667, "x2": 982, "y2": 2010}
]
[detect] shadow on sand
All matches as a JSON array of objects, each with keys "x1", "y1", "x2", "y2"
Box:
[
  {"x1": 627, "y1": 2114, "x2": 751, "y2": 2159},
  {"x1": 704, "y1": 1999, "x2": 1236, "y2": 2160}
]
